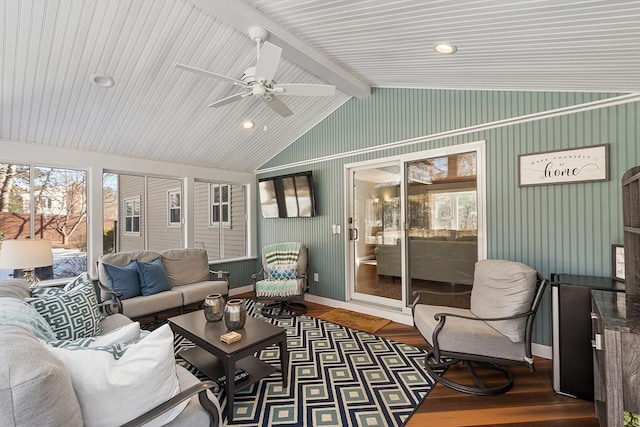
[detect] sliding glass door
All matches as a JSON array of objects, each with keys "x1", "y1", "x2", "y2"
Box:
[{"x1": 346, "y1": 143, "x2": 484, "y2": 310}]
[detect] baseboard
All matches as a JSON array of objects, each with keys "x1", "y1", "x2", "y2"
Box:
[
  {"x1": 229, "y1": 284, "x2": 254, "y2": 296},
  {"x1": 306, "y1": 294, "x2": 553, "y2": 360}
]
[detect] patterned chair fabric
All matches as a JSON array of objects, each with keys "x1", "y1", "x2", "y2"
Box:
[{"x1": 255, "y1": 242, "x2": 307, "y2": 298}]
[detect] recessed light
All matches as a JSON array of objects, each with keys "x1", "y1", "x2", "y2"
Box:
[
  {"x1": 242, "y1": 120, "x2": 254, "y2": 129},
  {"x1": 433, "y1": 42, "x2": 457, "y2": 55},
  {"x1": 90, "y1": 74, "x2": 115, "y2": 88}
]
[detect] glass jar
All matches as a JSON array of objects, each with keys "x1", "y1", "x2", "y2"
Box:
[
  {"x1": 224, "y1": 299, "x2": 246, "y2": 330},
  {"x1": 203, "y1": 294, "x2": 224, "y2": 322}
]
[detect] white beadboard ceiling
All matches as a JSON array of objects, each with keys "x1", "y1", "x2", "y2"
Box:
[{"x1": 1, "y1": 0, "x2": 639, "y2": 173}]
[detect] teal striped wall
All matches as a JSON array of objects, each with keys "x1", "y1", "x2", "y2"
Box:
[{"x1": 256, "y1": 88, "x2": 640, "y2": 345}]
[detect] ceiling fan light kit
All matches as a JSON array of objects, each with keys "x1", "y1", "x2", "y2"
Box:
[{"x1": 174, "y1": 27, "x2": 336, "y2": 118}]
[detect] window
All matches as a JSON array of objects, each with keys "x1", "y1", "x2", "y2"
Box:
[
  {"x1": 124, "y1": 197, "x2": 140, "y2": 235},
  {"x1": 0, "y1": 163, "x2": 87, "y2": 281},
  {"x1": 211, "y1": 184, "x2": 230, "y2": 227},
  {"x1": 168, "y1": 190, "x2": 181, "y2": 226},
  {"x1": 194, "y1": 181, "x2": 247, "y2": 261}
]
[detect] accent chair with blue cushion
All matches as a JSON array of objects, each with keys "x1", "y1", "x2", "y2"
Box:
[
  {"x1": 253, "y1": 242, "x2": 308, "y2": 318},
  {"x1": 411, "y1": 259, "x2": 548, "y2": 396}
]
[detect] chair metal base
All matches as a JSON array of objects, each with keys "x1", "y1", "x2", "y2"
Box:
[
  {"x1": 260, "y1": 301, "x2": 307, "y2": 319},
  {"x1": 424, "y1": 352, "x2": 514, "y2": 396}
]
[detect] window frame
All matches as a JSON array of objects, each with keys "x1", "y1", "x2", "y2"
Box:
[
  {"x1": 209, "y1": 183, "x2": 231, "y2": 228},
  {"x1": 167, "y1": 189, "x2": 181, "y2": 227},
  {"x1": 124, "y1": 196, "x2": 141, "y2": 235}
]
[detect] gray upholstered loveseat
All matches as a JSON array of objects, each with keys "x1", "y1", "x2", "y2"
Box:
[
  {"x1": 97, "y1": 248, "x2": 229, "y2": 318},
  {"x1": 0, "y1": 278, "x2": 221, "y2": 426},
  {"x1": 374, "y1": 237, "x2": 478, "y2": 285}
]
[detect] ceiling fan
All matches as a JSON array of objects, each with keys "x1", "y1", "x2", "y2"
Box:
[{"x1": 174, "y1": 27, "x2": 336, "y2": 118}]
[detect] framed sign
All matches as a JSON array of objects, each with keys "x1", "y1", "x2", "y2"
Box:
[
  {"x1": 612, "y1": 244, "x2": 625, "y2": 282},
  {"x1": 518, "y1": 144, "x2": 608, "y2": 186}
]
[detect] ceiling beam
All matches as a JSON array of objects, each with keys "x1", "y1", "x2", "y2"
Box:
[{"x1": 190, "y1": 0, "x2": 371, "y2": 99}]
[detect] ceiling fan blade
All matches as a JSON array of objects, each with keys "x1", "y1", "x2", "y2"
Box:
[
  {"x1": 174, "y1": 63, "x2": 246, "y2": 86},
  {"x1": 207, "y1": 92, "x2": 249, "y2": 108},
  {"x1": 262, "y1": 95, "x2": 293, "y2": 117},
  {"x1": 272, "y1": 84, "x2": 336, "y2": 96},
  {"x1": 254, "y1": 41, "x2": 281, "y2": 83}
]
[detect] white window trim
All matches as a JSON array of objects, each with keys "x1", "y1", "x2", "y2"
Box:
[
  {"x1": 167, "y1": 189, "x2": 181, "y2": 227},
  {"x1": 209, "y1": 183, "x2": 231, "y2": 228},
  {"x1": 124, "y1": 196, "x2": 141, "y2": 235}
]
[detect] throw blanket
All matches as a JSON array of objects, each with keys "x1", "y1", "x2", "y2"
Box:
[{"x1": 264, "y1": 242, "x2": 301, "y2": 265}]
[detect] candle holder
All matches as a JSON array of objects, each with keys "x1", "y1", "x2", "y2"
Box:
[{"x1": 224, "y1": 299, "x2": 246, "y2": 330}]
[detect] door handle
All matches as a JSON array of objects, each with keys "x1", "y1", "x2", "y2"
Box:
[{"x1": 349, "y1": 228, "x2": 359, "y2": 241}]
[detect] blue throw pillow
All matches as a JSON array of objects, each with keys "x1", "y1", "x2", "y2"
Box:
[
  {"x1": 103, "y1": 262, "x2": 142, "y2": 300},
  {"x1": 136, "y1": 258, "x2": 171, "y2": 296}
]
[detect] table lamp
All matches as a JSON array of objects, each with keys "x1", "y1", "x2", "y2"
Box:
[{"x1": 0, "y1": 239, "x2": 53, "y2": 288}]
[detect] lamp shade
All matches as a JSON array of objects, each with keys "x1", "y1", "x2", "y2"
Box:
[{"x1": 0, "y1": 239, "x2": 53, "y2": 269}]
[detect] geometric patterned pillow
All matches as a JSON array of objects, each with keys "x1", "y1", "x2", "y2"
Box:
[
  {"x1": 267, "y1": 263, "x2": 298, "y2": 280},
  {"x1": 27, "y1": 273, "x2": 103, "y2": 340}
]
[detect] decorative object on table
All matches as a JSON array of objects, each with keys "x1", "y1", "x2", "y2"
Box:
[
  {"x1": 224, "y1": 299, "x2": 246, "y2": 330},
  {"x1": 203, "y1": 293, "x2": 224, "y2": 322},
  {"x1": 220, "y1": 331, "x2": 242, "y2": 344},
  {"x1": 0, "y1": 239, "x2": 53, "y2": 288},
  {"x1": 612, "y1": 244, "x2": 625, "y2": 282},
  {"x1": 216, "y1": 369, "x2": 249, "y2": 385},
  {"x1": 518, "y1": 144, "x2": 608, "y2": 186}
]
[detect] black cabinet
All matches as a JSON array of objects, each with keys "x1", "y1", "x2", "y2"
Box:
[{"x1": 550, "y1": 274, "x2": 624, "y2": 401}]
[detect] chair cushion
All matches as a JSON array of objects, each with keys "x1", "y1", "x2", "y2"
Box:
[
  {"x1": 470, "y1": 259, "x2": 537, "y2": 343},
  {"x1": 160, "y1": 248, "x2": 210, "y2": 286},
  {"x1": 136, "y1": 258, "x2": 171, "y2": 296},
  {"x1": 119, "y1": 290, "x2": 183, "y2": 318},
  {"x1": 413, "y1": 305, "x2": 527, "y2": 362},
  {"x1": 27, "y1": 273, "x2": 103, "y2": 340},
  {"x1": 255, "y1": 278, "x2": 304, "y2": 297},
  {"x1": 0, "y1": 325, "x2": 83, "y2": 427},
  {"x1": 102, "y1": 261, "x2": 142, "y2": 300},
  {"x1": 44, "y1": 324, "x2": 187, "y2": 427}
]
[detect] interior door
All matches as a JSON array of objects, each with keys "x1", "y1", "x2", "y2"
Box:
[{"x1": 347, "y1": 162, "x2": 404, "y2": 307}]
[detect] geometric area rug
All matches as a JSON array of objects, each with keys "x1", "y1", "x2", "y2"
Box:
[{"x1": 145, "y1": 300, "x2": 441, "y2": 427}]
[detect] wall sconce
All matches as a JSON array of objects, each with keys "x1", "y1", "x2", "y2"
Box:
[{"x1": 0, "y1": 239, "x2": 53, "y2": 288}]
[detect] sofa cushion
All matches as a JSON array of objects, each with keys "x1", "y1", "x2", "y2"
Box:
[
  {"x1": 27, "y1": 273, "x2": 103, "y2": 340},
  {"x1": 0, "y1": 297, "x2": 56, "y2": 341},
  {"x1": 102, "y1": 261, "x2": 142, "y2": 300},
  {"x1": 160, "y1": 248, "x2": 210, "y2": 286},
  {"x1": 176, "y1": 280, "x2": 229, "y2": 305},
  {"x1": 120, "y1": 289, "x2": 183, "y2": 319},
  {"x1": 0, "y1": 278, "x2": 31, "y2": 299},
  {"x1": 136, "y1": 258, "x2": 171, "y2": 296},
  {"x1": 470, "y1": 259, "x2": 537, "y2": 343},
  {"x1": 0, "y1": 325, "x2": 83, "y2": 427},
  {"x1": 45, "y1": 324, "x2": 187, "y2": 427}
]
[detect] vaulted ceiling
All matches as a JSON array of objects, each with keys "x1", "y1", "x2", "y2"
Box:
[{"x1": 2, "y1": 0, "x2": 639, "y2": 172}]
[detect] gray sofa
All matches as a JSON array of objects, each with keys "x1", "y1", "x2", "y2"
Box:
[
  {"x1": 0, "y1": 278, "x2": 221, "y2": 427},
  {"x1": 374, "y1": 237, "x2": 478, "y2": 285},
  {"x1": 98, "y1": 248, "x2": 229, "y2": 318}
]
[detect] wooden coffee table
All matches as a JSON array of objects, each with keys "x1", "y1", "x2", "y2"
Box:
[{"x1": 168, "y1": 310, "x2": 288, "y2": 421}]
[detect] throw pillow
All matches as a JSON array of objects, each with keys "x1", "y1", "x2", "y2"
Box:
[
  {"x1": 0, "y1": 297, "x2": 57, "y2": 341},
  {"x1": 45, "y1": 322, "x2": 141, "y2": 349},
  {"x1": 102, "y1": 261, "x2": 142, "y2": 300},
  {"x1": 27, "y1": 273, "x2": 102, "y2": 340},
  {"x1": 136, "y1": 258, "x2": 171, "y2": 296},
  {"x1": 44, "y1": 324, "x2": 188, "y2": 427},
  {"x1": 268, "y1": 263, "x2": 299, "y2": 280}
]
